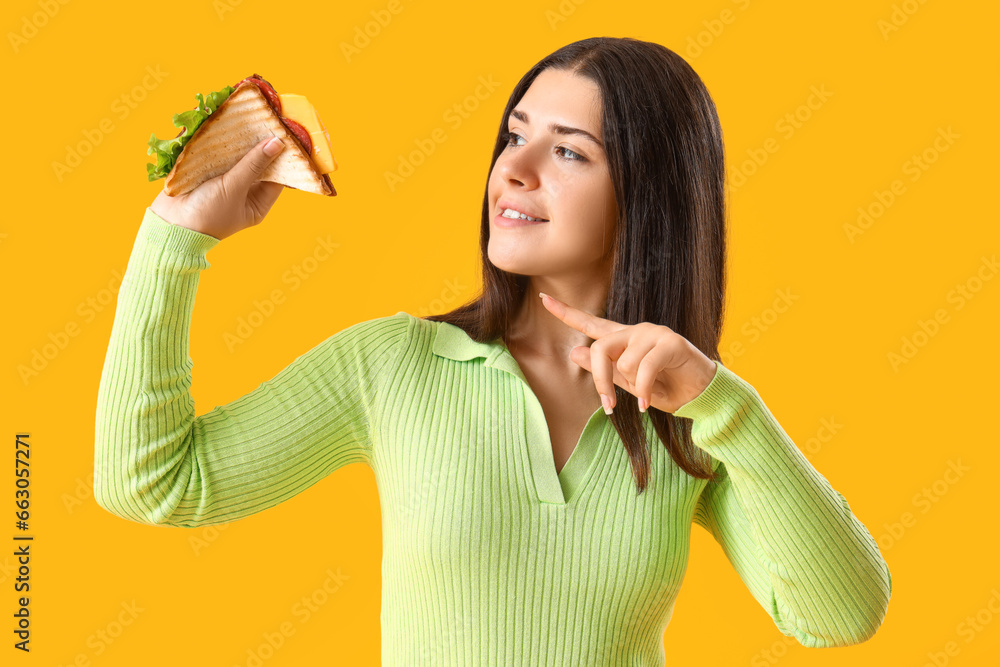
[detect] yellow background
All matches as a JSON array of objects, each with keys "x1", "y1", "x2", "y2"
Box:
[{"x1": 2, "y1": 0, "x2": 997, "y2": 664}]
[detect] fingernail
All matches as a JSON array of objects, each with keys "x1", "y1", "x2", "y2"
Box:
[
  {"x1": 264, "y1": 137, "x2": 284, "y2": 156},
  {"x1": 638, "y1": 397, "x2": 647, "y2": 412},
  {"x1": 539, "y1": 291, "x2": 550, "y2": 302},
  {"x1": 601, "y1": 393, "x2": 613, "y2": 415}
]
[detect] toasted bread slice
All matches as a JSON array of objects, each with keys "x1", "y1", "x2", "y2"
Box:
[{"x1": 164, "y1": 82, "x2": 335, "y2": 196}]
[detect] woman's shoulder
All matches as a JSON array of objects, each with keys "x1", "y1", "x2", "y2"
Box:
[
  {"x1": 343, "y1": 311, "x2": 489, "y2": 364},
  {"x1": 334, "y1": 310, "x2": 442, "y2": 354},
  {"x1": 380, "y1": 310, "x2": 455, "y2": 338},
  {"x1": 307, "y1": 311, "x2": 416, "y2": 363}
]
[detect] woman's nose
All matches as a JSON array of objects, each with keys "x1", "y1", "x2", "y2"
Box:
[{"x1": 499, "y1": 148, "x2": 541, "y2": 188}]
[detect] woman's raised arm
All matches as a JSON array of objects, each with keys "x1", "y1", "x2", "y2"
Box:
[{"x1": 94, "y1": 207, "x2": 410, "y2": 527}]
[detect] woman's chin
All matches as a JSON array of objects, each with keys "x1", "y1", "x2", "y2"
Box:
[{"x1": 487, "y1": 247, "x2": 541, "y2": 276}]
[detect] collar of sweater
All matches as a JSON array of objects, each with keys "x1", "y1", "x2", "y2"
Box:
[{"x1": 432, "y1": 321, "x2": 499, "y2": 362}]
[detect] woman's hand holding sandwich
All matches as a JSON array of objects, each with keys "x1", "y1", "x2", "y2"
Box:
[{"x1": 150, "y1": 136, "x2": 286, "y2": 241}]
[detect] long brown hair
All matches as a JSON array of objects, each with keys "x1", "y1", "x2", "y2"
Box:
[{"x1": 424, "y1": 37, "x2": 727, "y2": 493}]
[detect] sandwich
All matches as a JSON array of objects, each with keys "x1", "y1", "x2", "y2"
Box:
[{"x1": 146, "y1": 74, "x2": 337, "y2": 196}]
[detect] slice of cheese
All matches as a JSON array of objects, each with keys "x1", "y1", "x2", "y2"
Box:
[{"x1": 278, "y1": 93, "x2": 338, "y2": 174}]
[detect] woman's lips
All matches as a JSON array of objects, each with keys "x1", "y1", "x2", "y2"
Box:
[{"x1": 494, "y1": 212, "x2": 548, "y2": 228}]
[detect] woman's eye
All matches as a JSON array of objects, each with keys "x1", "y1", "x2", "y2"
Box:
[
  {"x1": 502, "y1": 130, "x2": 586, "y2": 162},
  {"x1": 503, "y1": 130, "x2": 525, "y2": 147},
  {"x1": 557, "y1": 146, "x2": 582, "y2": 161}
]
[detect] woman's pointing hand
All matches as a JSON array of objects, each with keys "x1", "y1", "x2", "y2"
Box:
[{"x1": 539, "y1": 292, "x2": 718, "y2": 414}]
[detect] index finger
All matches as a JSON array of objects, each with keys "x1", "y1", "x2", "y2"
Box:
[{"x1": 539, "y1": 292, "x2": 625, "y2": 339}]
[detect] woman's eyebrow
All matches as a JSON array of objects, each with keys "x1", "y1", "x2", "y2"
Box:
[{"x1": 509, "y1": 108, "x2": 603, "y2": 150}]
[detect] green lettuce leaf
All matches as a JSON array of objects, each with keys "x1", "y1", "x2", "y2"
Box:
[{"x1": 146, "y1": 84, "x2": 235, "y2": 181}]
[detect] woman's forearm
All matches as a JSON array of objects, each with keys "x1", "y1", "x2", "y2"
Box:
[{"x1": 679, "y1": 362, "x2": 892, "y2": 647}]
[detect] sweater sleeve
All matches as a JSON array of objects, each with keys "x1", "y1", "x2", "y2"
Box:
[
  {"x1": 94, "y1": 207, "x2": 410, "y2": 528},
  {"x1": 674, "y1": 360, "x2": 892, "y2": 648}
]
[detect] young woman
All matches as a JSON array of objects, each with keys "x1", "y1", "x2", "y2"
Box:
[{"x1": 96, "y1": 38, "x2": 891, "y2": 665}]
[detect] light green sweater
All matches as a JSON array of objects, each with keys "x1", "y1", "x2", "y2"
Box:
[{"x1": 94, "y1": 207, "x2": 891, "y2": 665}]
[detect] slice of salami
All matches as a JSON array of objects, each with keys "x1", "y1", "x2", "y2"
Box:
[{"x1": 281, "y1": 117, "x2": 313, "y2": 155}]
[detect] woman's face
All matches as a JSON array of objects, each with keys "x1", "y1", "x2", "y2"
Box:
[{"x1": 487, "y1": 68, "x2": 618, "y2": 278}]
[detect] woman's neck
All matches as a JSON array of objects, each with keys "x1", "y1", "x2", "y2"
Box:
[{"x1": 504, "y1": 278, "x2": 610, "y2": 374}]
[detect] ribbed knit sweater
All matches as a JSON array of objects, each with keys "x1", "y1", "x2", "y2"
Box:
[{"x1": 94, "y1": 207, "x2": 892, "y2": 666}]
